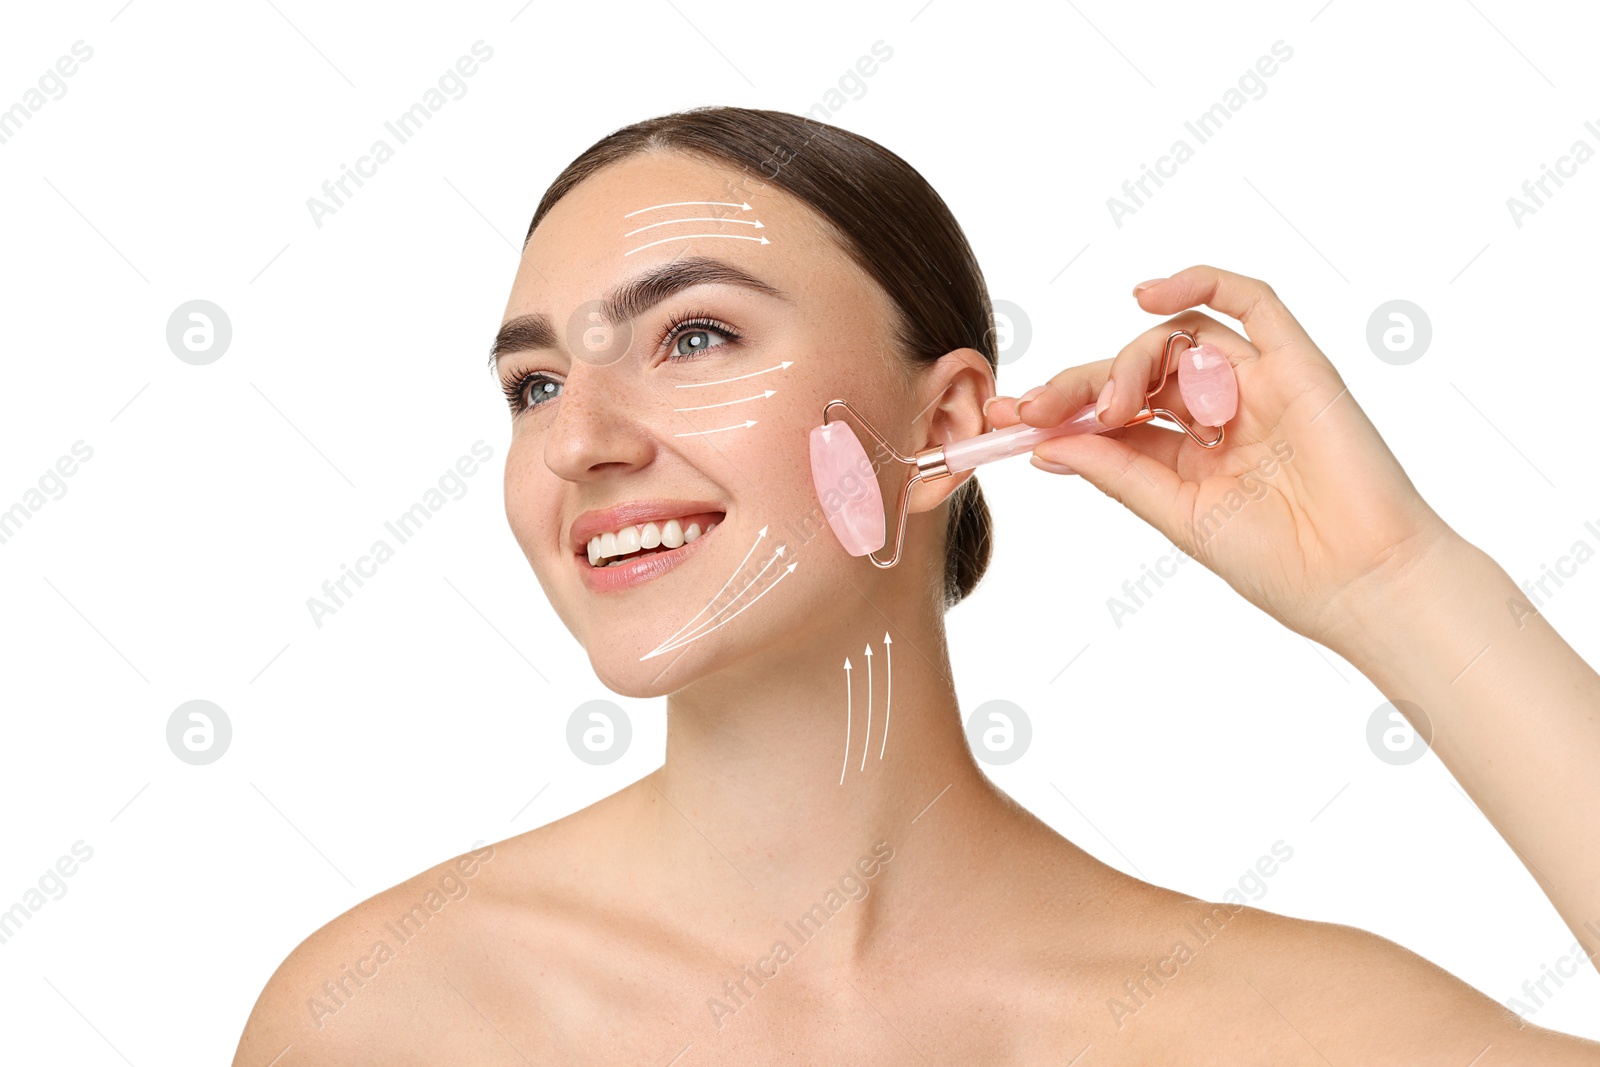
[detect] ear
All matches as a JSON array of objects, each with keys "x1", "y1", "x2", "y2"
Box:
[{"x1": 905, "y1": 347, "x2": 996, "y2": 516}]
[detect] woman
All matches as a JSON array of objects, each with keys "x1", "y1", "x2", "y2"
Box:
[{"x1": 234, "y1": 107, "x2": 1600, "y2": 1063}]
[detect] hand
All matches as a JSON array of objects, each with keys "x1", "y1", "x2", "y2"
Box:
[{"x1": 985, "y1": 264, "x2": 1460, "y2": 651}]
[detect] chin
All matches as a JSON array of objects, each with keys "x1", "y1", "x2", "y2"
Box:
[
  {"x1": 580, "y1": 568, "x2": 833, "y2": 698},
  {"x1": 584, "y1": 633, "x2": 731, "y2": 698}
]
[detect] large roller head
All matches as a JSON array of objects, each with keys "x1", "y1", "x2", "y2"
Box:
[{"x1": 809, "y1": 417, "x2": 886, "y2": 558}]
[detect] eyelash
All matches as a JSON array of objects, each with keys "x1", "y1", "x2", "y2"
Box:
[{"x1": 499, "y1": 311, "x2": 741, "y2": 415}]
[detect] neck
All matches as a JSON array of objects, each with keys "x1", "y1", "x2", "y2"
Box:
[{"x1": 638, "y1": 593, "x2": 1015, "y2": 957}]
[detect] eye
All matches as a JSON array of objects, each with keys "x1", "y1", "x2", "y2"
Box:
[
  {"x1": 501, "y1": 372, "x2": 559, "y2": 414},
  {"x1": 664, "y1": 318, "x2": 736, "y2": 359},
  {"x1": 498, "y1": 313, "x2": 741, "y2": 416}
]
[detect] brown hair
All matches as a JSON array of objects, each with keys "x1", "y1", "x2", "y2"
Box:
[{"x1": 524, "y1": 106, "x2": 995, "y2": 610}]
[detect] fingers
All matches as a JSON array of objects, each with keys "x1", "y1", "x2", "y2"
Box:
[
  {"x1": 994, "y1": 265, "x2": 1304, "y2": 433},
  {"x1": 977, "y1": 266, "x2": 1311, "y2": 548},
  {"x1": 991, "y1": 405, "x2": 1230, "y2": 551},
  {"x1": 1028, "y1": 422, "x2": 1193, "y2": 544},
  {"x1": 1036, "y1": 419, "x2": 1193, "y2": 475},
  {"x1": 984, "y1": 393, "x2": 1025, "y2": 429},
  {"x1": 1007, "y1": 310, "x2": 1253, "y2": 433},
  {"x1": 1098, "y1": 312, "x2": 1254, "y2": 431},
  {"x1": 994, "y1": 358, "x2": 1109, "y2": 430},
  {"x1": 1135, "y1": 265, "x2": 1313, "y2": 357}
]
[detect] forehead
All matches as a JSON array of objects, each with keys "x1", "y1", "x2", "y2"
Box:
[{"x1": 507, "y1": 150, "x2": 876, "y2": 321}]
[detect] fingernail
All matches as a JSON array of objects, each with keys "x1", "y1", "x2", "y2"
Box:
[
  {"x1": 1032, "y1": 457, "x2": 1076, "y2": 475},
  {"x1": 1095, "y1": 378, "x2": 1116, "y2": 420},
  {"x1": 1014, "y1": 385, "x2": 1048, "y2": 419},
  {"x1": 1132, "y1": 277, "x2": 1166, "y2": 296},
  {"x1": 982, "y1": 395, "x2": 1002, "y2": 418}
]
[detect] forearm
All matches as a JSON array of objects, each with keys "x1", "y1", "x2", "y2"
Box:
[{"x1": 1334, "y1": 534, "x2": 1600, "y2": 963}]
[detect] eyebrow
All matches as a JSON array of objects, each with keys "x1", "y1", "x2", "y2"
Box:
[{"x1": 487, "y1": 256, "x2": 786, "y2": 367}]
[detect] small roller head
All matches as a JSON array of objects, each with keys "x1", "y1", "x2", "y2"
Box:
[{"x1": 1176, "y1": 342, "x2": 1238, "y2": 427}]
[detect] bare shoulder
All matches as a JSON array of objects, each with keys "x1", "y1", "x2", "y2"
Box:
[
  {"x1": 1134, "y1": 894, "x2": 1600, "y2": 1064},
  {"x1": 231, "y1": 778, "x2": 711, "y2": 1066},
  {"x1": 230, "y1": 840, "x2": 508, "y2": 1067},
  {"x1": 230, "y1": 783, "x2": 656, "y2": 1067}
]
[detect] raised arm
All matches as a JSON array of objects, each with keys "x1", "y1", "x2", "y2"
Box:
[
  {"x1": 986, "y1": 263, "x2": 1600, "y2": 989},
  {"x1": 1328, "y1": 526, "x2": 1600, "y2": 961}
]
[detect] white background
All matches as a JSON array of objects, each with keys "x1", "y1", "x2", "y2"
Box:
[{"x1": 2, "y1": 0, "x2": 1598, "y2": 1060}]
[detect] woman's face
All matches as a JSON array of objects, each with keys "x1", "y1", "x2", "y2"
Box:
[{"x1": 496, "y1": 151, "x2": 931, "y2": 696}]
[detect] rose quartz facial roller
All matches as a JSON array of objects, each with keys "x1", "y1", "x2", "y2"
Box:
[{"x1": 809, "y1": 329, "x2": 1237, "y2": 567}]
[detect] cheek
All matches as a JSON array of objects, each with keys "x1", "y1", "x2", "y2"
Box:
[
  {"x1": 754, "y1": 398, "x2": 829, "y2": 513},
  {"x1": 745, "y1": 406, "x2": 859, "y2": 562},
  {"x1": 502, "y1": 438, "x2": 558, "y2": 556}
]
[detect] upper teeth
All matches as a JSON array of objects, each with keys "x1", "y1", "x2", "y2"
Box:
[{"x1": 587, "y1": 518, "x2": 717, "y2": 566}]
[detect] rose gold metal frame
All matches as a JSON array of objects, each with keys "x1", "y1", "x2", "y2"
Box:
[{"x1": 820, "y1": 330, "x2": 1227, "y2": 569}]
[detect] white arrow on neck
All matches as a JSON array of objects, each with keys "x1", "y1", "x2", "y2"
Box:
[
  {"x1": 879, "y1": 632, "x2": 894, "y2": 759},
  {"x1": 860, "y1": 643, "x2": 873, "y2": 772},
  {"x1": 840, "y1": 656, "x2": 852, "y2": 786}
]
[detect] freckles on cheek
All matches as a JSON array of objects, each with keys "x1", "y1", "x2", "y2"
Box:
[
  {"x1": 753, "y1": 419, "x2": 826, "y2": 522},
  {"x1": 502, "y1": 447, "x2": 558, "y2": 548}
]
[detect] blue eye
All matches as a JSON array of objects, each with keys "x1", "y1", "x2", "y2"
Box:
[
  {"x1": 500, "y1": 314, "x2": 739, "y2": 415},
  {"x1": 671, "y1": 325, "x2": 726, "y2": 358}
]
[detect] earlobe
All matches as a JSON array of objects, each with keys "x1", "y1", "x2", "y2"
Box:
[{"x1": 905, "y1": 467, "x2": 975, "y2": 518}]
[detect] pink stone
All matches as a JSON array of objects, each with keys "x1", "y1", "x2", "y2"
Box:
[
  {"x1": 1176, "y1": 342, "x2": 1238, "y2": 427},
  {"x1": 809, "y1": 420, "x2": 886, "y2": 557}
]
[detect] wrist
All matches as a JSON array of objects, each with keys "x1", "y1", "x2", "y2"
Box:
[{"x1": 1321, "y1": 528, "x2": 1505, "y2": 674}]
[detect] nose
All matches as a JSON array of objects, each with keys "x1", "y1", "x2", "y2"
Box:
[{"x1": 541, "y1": 362, "x2": 657, "y2": 483}]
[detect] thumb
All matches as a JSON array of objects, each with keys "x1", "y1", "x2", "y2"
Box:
[{"x1": 1029, "y1": 430, "x2": 1192, "y2": 549}]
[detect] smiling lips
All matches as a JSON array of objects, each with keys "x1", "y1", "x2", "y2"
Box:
[
  {"x1": 568, "y1": 499, "x2": 726, "y2": 548},
  {"x1": 586, "y1": 514, "x2": 722, "y2": 567},
  {"x1": 574, "y1": 513, "x2": 723, "y2": 592},
  {"x1": 567, "y1": 500, "x2": 727, "y2": 591}
]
